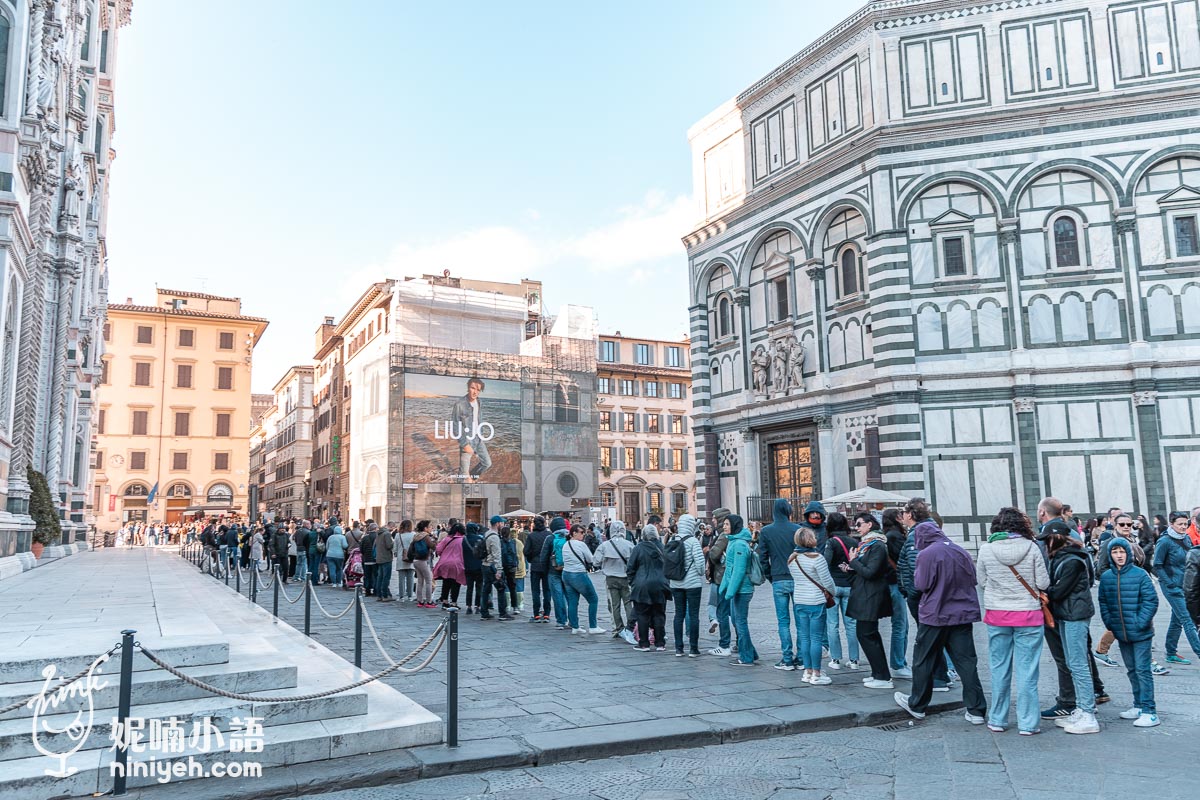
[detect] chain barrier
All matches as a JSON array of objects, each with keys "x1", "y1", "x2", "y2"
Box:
[
  {"x1": 135, "y1": 621, "x2": 447, "y2": 703},
  {"x1": 0, "y1": 643, "x2": 123, "y2": 716},
  {"x1": 309, "y1": 585, "x2": 359, "y2": 619},
  {"x1": 277, "y1": 578, "x2": 308, "y2": 605},
  {"x1": 256, "y1": 566, "x2": 275, "y2": 590}
]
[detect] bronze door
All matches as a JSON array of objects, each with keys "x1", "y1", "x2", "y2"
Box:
[{"x1": 769, "y1": 439, "x2": 815, "y2": 506}]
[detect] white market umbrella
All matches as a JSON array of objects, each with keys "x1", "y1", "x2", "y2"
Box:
[
  {"x1": 820, "y1": 487, "x2": 912, "y2": 505},
  {"x1": 501, "y1": 509, "x2": 539, "y2": 518}
]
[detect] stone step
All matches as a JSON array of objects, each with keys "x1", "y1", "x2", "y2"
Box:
[
  {"x1": 0, "y1": 659, "x2": 298, "y2": 720},
  {"x1": 0, "y1": 688, "x2": 368, "y2": 761},
  {"x1": 0, "y1": 699, "x2": 443, "y2": 799},
  {"x1": 0, "y1": 639, "x2": 230, "y2": 684}
]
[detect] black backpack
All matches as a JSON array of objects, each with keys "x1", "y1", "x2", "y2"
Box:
[
  {"x1": 663, "y1": 536, "x2": 691, "y2": 581},
  {"x1": 501, "y1": 538, "x2": 517, "y2": 571},
  {"x1": 473, "y1": 533, "x2": 491, "y2": 561}
]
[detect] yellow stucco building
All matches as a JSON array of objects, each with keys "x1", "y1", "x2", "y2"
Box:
[{"x1": 94, "y1": 289, "x2": 268, "y2": 526}]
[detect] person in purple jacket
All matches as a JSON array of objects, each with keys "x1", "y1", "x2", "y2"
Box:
[{"x1": 894, "y1": 518, "x2": 988, "y2": 724}]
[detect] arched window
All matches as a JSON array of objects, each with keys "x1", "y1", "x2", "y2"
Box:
[
  {"x1": 0, "y1": 14, "x2": 9, "y2": 111},
  {"x1": 206, "y1": 483, "x2": 233, "y2": 504},
  {"x1": 717, "y1": 296, "x2": 732, "y2": 338},
  {"x1": 1053, "y1": 217, "x2": 1081, "y2": 268},
  {"x1": 124, "y1": 483, "x2": 150, "y2": 497},
  {"x1": 840, "y1": 247, "x2": 861, "y2": 297}
]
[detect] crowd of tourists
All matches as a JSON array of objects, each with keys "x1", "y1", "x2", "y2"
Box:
[{"x1": 183, "y1": 497, "x2": 1200, "y2": 735}]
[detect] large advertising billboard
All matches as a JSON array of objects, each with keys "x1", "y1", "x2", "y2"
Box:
[{"x1": 402, "y1": 372, "x2": 523, "y2": 484}]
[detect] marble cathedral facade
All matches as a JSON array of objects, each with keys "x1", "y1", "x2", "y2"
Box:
[
  {"x1": 0, "y1": 0, "x2": 130, "y2": 570},
  {"x1": 686, "y1": 0, "x2": 1200, "y2": 548}
]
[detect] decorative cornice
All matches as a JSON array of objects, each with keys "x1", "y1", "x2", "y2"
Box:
[
  {"x1": 1013, "y1": 397, "x2": 1036, "y2": 413},
  {"x1": 1132, "y1": 390, "x2": 1157, "y2": 407},
  {"x1": 875, "y1": 0, "x2": 1060, "y2": 30}
]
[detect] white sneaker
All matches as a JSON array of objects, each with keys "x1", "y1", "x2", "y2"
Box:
[
  {"x1": 1119, "y1": 707, "x2": 1142, "y2": 720},
  {"x1": 708, "y1": 646, "x2": 732, "y2": 656},
  {"x1": 620, "y1": 629, "x2": 636, "y2": 645},
  {"x1": 828, "y1": 659, "x2": 842, "y2": 670},
  {"x1": 1133, "y1": 712, "x2": 1160, "y2": 728},
  {"x1": 587, "y1": 627, "x2": 606, "y2": 635},
  {"x1": 846, "y1": 660, "x2": 860, "y2": 670},
  {"x1": 1054, "y1": 709, "x2": 1082, "y2": 729},
  {"x1": 864, "y1": 678, "x2": 895, "y2": 689},
  {"x1": 964, "y1": 711, "x2": 986, "y2": 725},
  {"x1": 895, "y1": 691, "x2": 925, "y2": 719},
  {"x1": 1064, "y1": 711, "x2": 1100, "y2": 734},
  {"x1": 810, "y1": 674, "x2": 832, "y2": 685},
  {"x1": 570, "y1": 628, "x2": 585, "y2": 635},
  {"x1": 892, "y1": 667, "x2": 913, "y2": 679}
]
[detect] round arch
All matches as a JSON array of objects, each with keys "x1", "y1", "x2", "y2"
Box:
[
  {"x1": 693, "y1": 259, "x2": 738, "y2": 306},
  {"x1": 736, "y1": 221, "x2": 809, "y2": 287},
  {"x1": 1009, "y1": 159, "x2": 1123, "y2": 213},
  {"x1": 896, "y1": 172, "x2": 1006, "y2": 223},
  {"x1": 1125, "y1": 146, "x2": 1200, "y2": 201},
  {"x1": 808, "y1": 198, "x2": 874, "y2": 255}
]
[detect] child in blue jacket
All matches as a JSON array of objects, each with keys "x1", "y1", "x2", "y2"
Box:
[{"x1": 1097, "y1": 538, "x2": 1160, "y2": 728}]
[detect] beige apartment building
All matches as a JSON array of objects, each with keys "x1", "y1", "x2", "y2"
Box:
[
  {"x1": 597, "y1": 334, "x2": 695, "y2": 526},
  {"x1": 94, "y1": 289, "x2": 268, "y2": 525}
]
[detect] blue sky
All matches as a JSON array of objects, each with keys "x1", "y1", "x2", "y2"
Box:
[{"x1": 106, "y1": 1, "x2": 850, "y2": 390}]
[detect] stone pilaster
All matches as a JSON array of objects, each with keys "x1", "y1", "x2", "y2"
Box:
[{"x1": 1013, "y1": 397, "x2": 1041, "y2": 512}]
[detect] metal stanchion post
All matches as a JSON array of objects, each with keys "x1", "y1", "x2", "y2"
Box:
[
  {"x1": 273, "y1": 566, "x2": 281, "y2": 619},
  {"x1": 112, "y1": 629, "x2": 136, "y2": 795},
  {"x1": 354, "y1": 585, "x2": 363, "y2": 668},
  {"x1": 251, "y1": 564, "x2": 258, "y2": 603},
  {"x1": 235, "y1": 559, "x2": 241, "y2": 593},
  {"x1": 304, "y1": 579, "x2": 311, "y2": 636},
  {"x1": 446, "y1": 608, "x2": 459, "y2": 748}
]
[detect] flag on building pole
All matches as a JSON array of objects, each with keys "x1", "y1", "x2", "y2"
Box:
[{"x1": 147, "y1": 482, "x2": 159, "y2": 504}]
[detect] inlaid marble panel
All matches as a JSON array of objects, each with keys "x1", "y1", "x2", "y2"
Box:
[
  {"x1": 1067, "y1": 403, "x2": 1100, "y2": 440},
  {"x1": 1090, "y1": 453, "x2": 1133, "y2": 513},
  {"x1": 1038, "y1": 404, "x2": 1069, "y2": 439},
  {"x1": 974, "y1": 458, "x2": 1015, "y2": 512},
  {"x1": 1099, "y1": 401, "x2": 1132, "y2": 439},
  {"x1": 982, "y1": 406, "x2": 1013, "y2": 443},
  {"x1": 1047, "y1": 455, "x2": 1088, "y2": 504},
  {"x1": 933, "y1": 459, "x2": 972, "y2": 515}
]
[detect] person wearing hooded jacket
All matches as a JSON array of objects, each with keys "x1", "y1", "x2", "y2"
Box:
[
  {"x1": 1154, "y1": 512, "x2": 1200, "y2": 664},
  {"x1": 847, "y1": 524, "x2": 893, "y2": 687},
  {"x1": 894, "y1": 519, "x2": 988, "y2": 724},
  {"x1": 758, "y1": 499, "x2": 802, "y2": 670},
  {"x1": 524, "y1": 517, "x2": 553, "y2": 622},
  {"x1": 705, "y1": 507, "x2": 734, "y2": 656},
  {"x1": 977, "y1": 507, "x2": 1049, "y2": 735},
  {"x1": 720, "y1": 514, "x2": 760, "y2": 666},
  {"x1": 668, "y1": 514, "x2": 706, "y2": 657},
  {"x1": 462, "y1": 523, "x2": 485, "y2": 614},
  {"x1": 1183, "y1": 545, "x2": 1200, "y2": 627},
  {"x1": 1098, "y1": 537, "x2": 1160, "y2": 727},
  {"x1": 882, "y1": 509, "x2": 911, "y2": 678},
  {"x1": 596, "y1": 521, "x2": 636, "y2": 643},
  {"x1": 1043, "y1": 526, "x2": 1100, "y2": 734},
  {"x1": 627, "y1": 525, "x2": 670, "y2": 651},
  {"x1": 826, "y1": 513, "x2": 862, "y2": 671}
]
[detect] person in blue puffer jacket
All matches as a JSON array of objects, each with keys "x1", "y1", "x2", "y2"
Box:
[
  {"x1": 1097, "y1": 538, "x2": 1160, "y2": 728},
  {"x1": 1153, "y1": 512, "x2": 1200, "y2": 665}
]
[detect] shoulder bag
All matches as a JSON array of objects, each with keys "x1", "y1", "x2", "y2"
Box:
[
  {"x1": 1007, "y1": 549, "x2": 1055, "y2": 628},
  {"x1": 790, "y1": 553, "x2": 836, "y2": 609}
]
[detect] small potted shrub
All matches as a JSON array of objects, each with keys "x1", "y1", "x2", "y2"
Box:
[{"x1": 27, "y1": 466, "x2": 62, "y2": 558}]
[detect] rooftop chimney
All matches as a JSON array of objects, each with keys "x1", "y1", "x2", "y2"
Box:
[{"x1": 324, "y1": 316, "x2": 335, "y2": 326}]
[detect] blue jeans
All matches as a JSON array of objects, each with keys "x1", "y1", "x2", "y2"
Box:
[
  {"x1": 986, "y1": 624, "x2": 1044, "y2": 733},
  {"x1": 1117, "y1": 638, "x2": 1155, "y2": 714},
  {"x1": 326, "y1": 557, "x2": 344, "y2": 585},
  {"x1": 374, "y1": 561, "x2": 392, "y2": 598},
  {"x1": 826, "y1": 585, "x2": 859, "y2": 662},
  {"x1": 771, "y1": 579, "x2": 798, "y2": 663},
  {"x1": 549, "y1": 571, "x2": 568, "y2": 625},
  {"x1": 731, "y1": 592, "x2": 758, "y2": 664},
  {"x1": 295, "y1": 553, "x2": 308, "y2": 582},
  {"x1": 795, "y1": 603, "x2": 826, "y2": 670},
  {"x1": 888, "y1": 584, "x2": 909, "y2": 669},
  {"x1": 1163, "y1": 591, "x2": 1200, "y2": 658},
  {"x1": 562, "y1": 571, "x2": 598, "y2": 629},
  {"x1": 708, "y1": 585, "x2": 731, "y2": 648},
  {"x1": 1059, "y1": 619, "x2": 1095, "y2": 714}
]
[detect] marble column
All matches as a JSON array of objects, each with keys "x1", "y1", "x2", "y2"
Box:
[{"x1": 815, "y1": 414, "x2": 836, "y2": 501}]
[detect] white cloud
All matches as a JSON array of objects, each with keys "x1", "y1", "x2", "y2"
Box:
[{"x1": 562, "y1": 192, "x2": 693, "y2": 271}]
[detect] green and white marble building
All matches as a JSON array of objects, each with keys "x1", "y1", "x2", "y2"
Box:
[{"x1": 684, "y1": 0, "x2": 1200, "y2": 547}]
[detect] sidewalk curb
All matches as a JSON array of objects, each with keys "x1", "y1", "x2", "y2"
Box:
[{"x1": 115, "y1": 698, "x2": 965, "y2": 799}]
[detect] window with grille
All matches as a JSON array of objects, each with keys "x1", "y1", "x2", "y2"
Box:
[
  {"x1": 669, "y1": 383, "x2": 683, "y2": 399},
  {"x1": 599, "y1": 411, "x2": 611, "y2": 432},
  {"x1": 942, "y1": 237, "x2": 966, "y2": 276},
  {"x1": 1053, "y1": 217, "x2": 1081, "y2": 268},
  {"x1": 1174, "y1": 215, "x2": 1199, "y2": 257},
  {"x1": 840, "y1": 248, "x2": 861, "y2": 297}
]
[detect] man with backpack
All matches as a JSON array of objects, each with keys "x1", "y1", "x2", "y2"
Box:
[
  {"x1": 293, "y1": 522, "x2": 311, "y2": 583},
  {"x1": 524, "y1": 517, "x2": 553, "y2": 622},
  {"x1": 665, "y1": 514, "x2": 705, "y2": 657},
  {"x1": 539, "y1": 517, "x2": 570, "y2": 628},
  {"x1": 268, "y1": 523, "x2": 291, "y2": 583},
  {"x1": 479, "y1": 516, "x2": 511, "y2": 620},
  {"x1": 373, "y1": 522, "x2": 395, "y2": 601},
  {"x1": 596, "y1": 521, "x2": 636, "y2": 643},
  {"x1": 361, "y1": 522, "x2": 379, "y2": 597}
]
